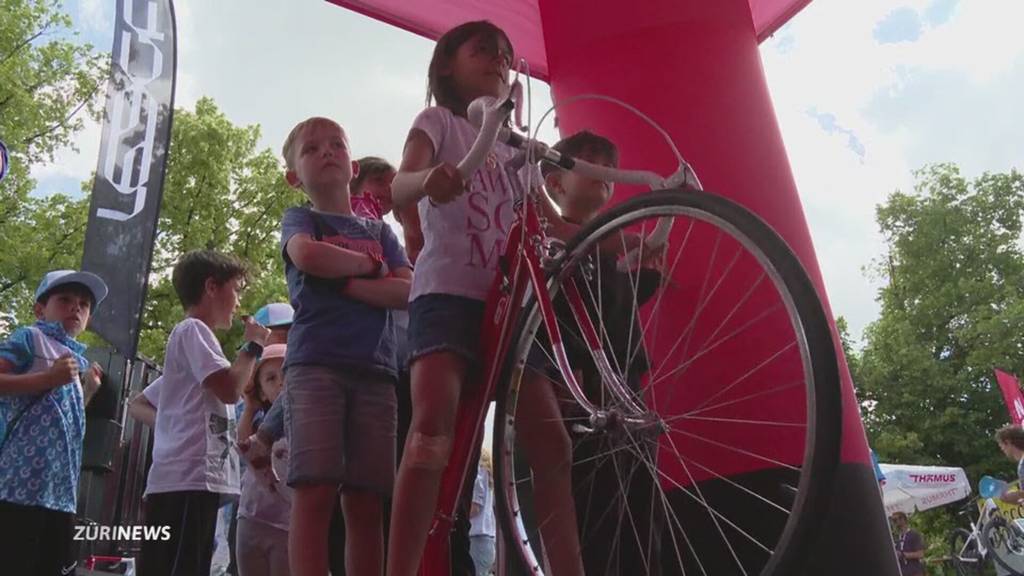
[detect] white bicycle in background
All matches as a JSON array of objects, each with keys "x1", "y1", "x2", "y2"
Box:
[{"x1": 950, "y1": 498, "x2": 1024, "y2": 575}]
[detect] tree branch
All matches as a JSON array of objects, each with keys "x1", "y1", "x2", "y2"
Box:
[
  {"x1": 0, "y1": 273, "x2": 28, "y2": 297},
  {"x1": 0, "y1": 23, "x2": 53, "y2": 69},
  {"x1": 20, "y1": 79, "x2": 103, "y2": 148}
]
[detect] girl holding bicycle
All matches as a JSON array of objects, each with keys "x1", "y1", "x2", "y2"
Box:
[{"x1": 387, "y1": 20, "x2": 585, "y2": 576}]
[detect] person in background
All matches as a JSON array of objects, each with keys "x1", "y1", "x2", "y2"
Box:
[
  {"x1": 131, "y1": 250, "x2": 270, "y2": 576},
  {"x1": 996, "y1": 425, "x2": 1024, "y2": 504},
  {"x1": 891, "y1": 512, "x2": 925, "y2": 576},
  {"x1": 351, "y1": 156, "x2": 396, "y2": 220},
  {"x1": 254, "y1": 303, "x2": 294, "y2": 346},
  {"x1": 236, "y1": 344, "x2": 292, "y2": 576},
  {"x1": 469, "y1": 449, "x2": 496, "y2": 576},
  {"x1": 224, "y1": 301, "x2": 295, "y2": 574}
]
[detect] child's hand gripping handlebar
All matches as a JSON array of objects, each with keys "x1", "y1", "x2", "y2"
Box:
[{"x1": 461, "y1": 92, "x2": 704, "y2": 272}]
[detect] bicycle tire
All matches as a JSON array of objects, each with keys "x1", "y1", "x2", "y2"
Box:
[
  {"x1": 493, "y1": 189, "x2": 842, "y2": 575},
  {"x1": 949, "y1": 527, "x2": 983, "y2": 575},
  {"x1": 982, "y1": 516, "x2": 1024, "y2": 576}
]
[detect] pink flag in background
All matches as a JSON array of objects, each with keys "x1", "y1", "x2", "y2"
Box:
[{"x1": 995, "y1": 369, "x2": 1024, "y2": 426}]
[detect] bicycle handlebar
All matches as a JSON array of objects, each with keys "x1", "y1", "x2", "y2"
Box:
[{"x1": 461, "y1": 93, "x2": 703, "y2": 270}]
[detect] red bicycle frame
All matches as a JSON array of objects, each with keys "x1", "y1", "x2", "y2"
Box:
[{"x1": 417, "y1": 193, "x2": 585, "y2": 575}]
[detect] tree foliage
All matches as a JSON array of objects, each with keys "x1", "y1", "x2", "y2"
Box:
[
  {"x1": 0, "y1": 0, "x2": 106, "y2": 204},
  {"x1": 859, "y1": 163, "x2": 1024, "y2": 481},
  {"x1": 135, "y1": 97, "x2": 302, "y2": 360},
  {"x1": 854, "y1": 163, "x2": 1024, "y2": 559},
  {"x1": 0, "y1": 0, "x2": 105, "y2": 327},
  {"x1": 0, "y1": 94, "x2": 301, "y2": 360}
]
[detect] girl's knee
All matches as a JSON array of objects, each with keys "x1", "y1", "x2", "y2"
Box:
[
  {"x1": 293, "y1": 484, "x2": 339, "y2": 508},
  {"x1": 404, "y1": 431, "x2": 453, "y2": 470}
]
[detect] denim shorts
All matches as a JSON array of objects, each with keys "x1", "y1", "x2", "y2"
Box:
[
  {"x1": 283, "y1": 364, "x2": 397, "y2": 493},
  {"x1": 407, "y1": 294, "x2": 486, "y2": 367}
]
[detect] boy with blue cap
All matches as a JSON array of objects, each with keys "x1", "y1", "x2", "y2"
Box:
[{"x1": 0, "y1": 269, "x2": 108, "y2": 576}]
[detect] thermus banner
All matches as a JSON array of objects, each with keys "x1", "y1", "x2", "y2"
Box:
[{"x1": 82, "y1": 0, "x2": 177, "y2": 358}]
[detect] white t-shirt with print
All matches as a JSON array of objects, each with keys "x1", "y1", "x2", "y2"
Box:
[
  {"x1": 238, "y1": 437, "x2": 291, "y2": 532},
  {"x1": 143, "y1": 318, "x2": 239, "y2": 496},
  {"x1": 410, "y1": 106, "x2": 535, "y2": 302}
]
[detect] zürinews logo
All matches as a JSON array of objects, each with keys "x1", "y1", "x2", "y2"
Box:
[{"x1": 75, "y1": 524, "x2": 172, "y2": 541}]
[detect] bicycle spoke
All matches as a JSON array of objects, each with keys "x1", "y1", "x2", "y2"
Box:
[
  {"x1": 579, "y1": 257, "x2": 627, "y2": 385},
  {"x1": 647, "y1": 280, "x2": 778, "y2": 396},
  {"x1": 499, "y1": 193, "x2": 839, "y2": 575},
  {"x1": 674, "y1": 452, "x2": 792, "y2": 515},
  {"x1": 678, "y1": 245, "x2": 745, "y2": 364},
  {"x1": 663, "y1": 433, "x2": 755, "y2": 573},
  {"x1": 620, "y1": 220, "x2": 648, "y2": 396},
  {"x1": 645, "y1": 306, "x2": 790, "y2": 397},
  {"x1": 683, "y1": 381, "x2": 804, "y2": 418},
  {"x1": 663, "y1": 431, "x2": 779, "y2": 557},
  {"x1": 666, "y1": 426, "x2": 800, "y2": 472},
  {"x1": 680, "y1": 338, "x2": 796, "y2": 414},
  {"x1": 648, "y1": 229, "x2": 723, "y2": 386},
  {"x1": 664, "y1": 414, "x2": 807, "y2": 429},
  {"x1": 643, "y1": 217, "x2": 695, "y2": 371}
]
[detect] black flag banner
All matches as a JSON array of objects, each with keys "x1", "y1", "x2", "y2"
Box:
[{"x1": 82, "y1": 0, "x2": 177, "y2": 358}]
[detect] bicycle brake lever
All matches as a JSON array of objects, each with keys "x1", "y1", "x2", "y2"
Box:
[
  {"x1": 460, "y1": 93, "x2": 513, "y2": 178},
  {"x1": 661, "y1": 161, "x2": 702, "y2": 191}
]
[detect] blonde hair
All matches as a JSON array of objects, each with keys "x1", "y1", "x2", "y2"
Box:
[
  {"x1": 480, "y1": 447, "x2": 493, "y2": 487},
  {"x1": 281, "y1": 117, "x2": 346, "y2": 171}
]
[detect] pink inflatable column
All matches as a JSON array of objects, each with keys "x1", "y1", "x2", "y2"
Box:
[{"x1": 538, "y1": 0, "x2": 898, "y2": 572}]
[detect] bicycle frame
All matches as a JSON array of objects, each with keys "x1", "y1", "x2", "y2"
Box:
[
  {"x1": 417, "y1": 188, "x2": 620, "y2": 574},
  {"x1": 953, "y1": 500, "x2": 998, "y2": 568}
]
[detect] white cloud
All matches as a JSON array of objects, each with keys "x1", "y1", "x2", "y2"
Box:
[
  {"x1": 761, "y1": 0, "x2": 1024, "y2": 343},
  {"x1": 29, "y1": 115, "x2": 102, "y2": 185},
  {"x1": 78, "y1": 0, "x2": 110, "y2": 32},
  {"x1": 32, "y1": 0, "x2": 1023, "y2": 348}
]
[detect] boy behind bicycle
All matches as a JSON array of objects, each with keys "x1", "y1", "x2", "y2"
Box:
[{"x1": 525, "y1": 129, "x2": 666, "y2": 574}]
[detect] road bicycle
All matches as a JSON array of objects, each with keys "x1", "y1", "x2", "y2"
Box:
[{"x1": 415, "y1": 78, "x2": 843, "y2": 575}]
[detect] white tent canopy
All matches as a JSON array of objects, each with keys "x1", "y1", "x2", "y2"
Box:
[{"x1": 879, "y1": 463, "x2": 972, "y2": 515}]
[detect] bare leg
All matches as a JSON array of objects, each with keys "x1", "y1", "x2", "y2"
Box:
[
  {"x1": 342, "y1": 489, "x2": 385, "y2": 576},
  {"x1": 386, "y1": 352, "x2": 468, "y2": 576},
  {"x1": 290, "y1": 484, "x2": 337, "y2": 576},
  {"x1": 517, "y1": 369, "x2": 585, "y2": 576}
]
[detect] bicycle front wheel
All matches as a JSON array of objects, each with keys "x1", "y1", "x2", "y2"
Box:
[
  {"x1": 949, "y1": 527, "x2": 983, "y2": 575},
  {"x1": 982, "y1": 516, "x2": 1024, "y2": 575},
  {"x1": 494, "y1": 189, "x2": 842, "y2": 575}
]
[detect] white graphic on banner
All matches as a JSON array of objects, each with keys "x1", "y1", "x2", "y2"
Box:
[{"x1": 97, "y1": 0, "x2": 165, "y2": 222}]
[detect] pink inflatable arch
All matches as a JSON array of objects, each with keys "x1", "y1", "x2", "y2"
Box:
[{"x1": 327, "y1": 1, "x2": 899, "y2": 573}]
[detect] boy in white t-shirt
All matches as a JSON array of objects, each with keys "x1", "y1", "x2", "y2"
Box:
[{"x1": 130, "y1": 250, "x2": 270, "y2": 576}]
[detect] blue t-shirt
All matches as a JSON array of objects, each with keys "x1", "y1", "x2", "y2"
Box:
[
  {"x1": 281, "y1": 206, "x2": 411, "y2": 377},
  {"x1": 0, "y1": 321, "x2": 89, "y2": 513}
]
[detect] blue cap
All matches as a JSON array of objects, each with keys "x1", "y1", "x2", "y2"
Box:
[
  {"x1": 35, "y1": 270, "x2": 109, "y2": 308},
  {"x1": 254, "y1": 303, "x2": 294, "y2": 327}
]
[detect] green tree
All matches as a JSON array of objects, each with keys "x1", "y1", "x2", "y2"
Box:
[
  {"x1": 836, "y1": 315, "x2": 860, "y2": 387},
  {"x1": 859, "y1": 163, "x2": 1024, "y2": 480},
  {"x1": 857, "y1": 163, "x2": 1024, "y2": 562},
  {"x1": 0, "y1": 192, "x2": 91, "y2": 329},
  {"x1": 0, "y1": 0, "x2": 106, "y2": 317},
  {"x1": 135, "y1": 97, "x2": 303, "y2": 361},
  {"x1": 0, "y1": 96, "x2": 301, "y2": 360}
]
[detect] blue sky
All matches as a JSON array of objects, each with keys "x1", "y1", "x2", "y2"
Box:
[{"x1": 37, "y1": 0, "x2": 1024, "y2": 346}]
